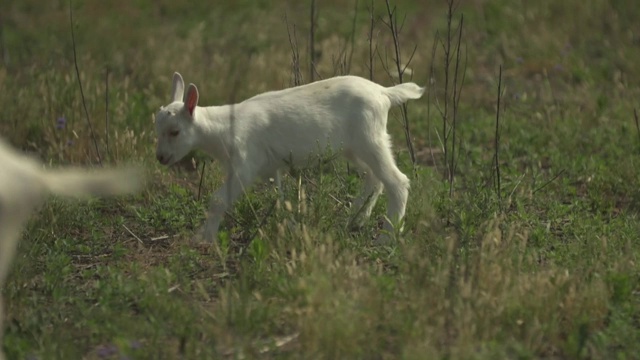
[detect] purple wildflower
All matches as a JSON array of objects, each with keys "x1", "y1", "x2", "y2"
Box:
[
  {"x1": 130, "y1": 340, "x2": 142, "y2": 350},
  {"x1": 56, "y1": 116, "x2": 66, "y2": 130},
  {"x1": 96, "y1": 344, "x2": 119, "y2": 358}
]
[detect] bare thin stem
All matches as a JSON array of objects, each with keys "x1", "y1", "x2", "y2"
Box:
[
  {"x1": 105, "y1": 66, "x2": 110, "y2": 161},
  {"x1": 346, "y1": 0, "x2": 359, "y2": 74},
  {"x1": 198, "y1": 161, "x2": 207, "y2": 201},
  {"x1": 494, "y1": 65, "x2": 503, "y2": 209},
  {"x1": 383, "y1": 0, "x2": 417, "y2": 169},
  {"x1": 309, "y1": 0, "x2": 316, "y2": 82},
  {"x1": 285, "y1": 13, "x2": 303, "y2": 86},
  {"x1": 69, "y1": 0, "x2": 102, "y2": 165},
  {"x1": 123, "y1": 224, "x2": 143, "y2": 245},
  {"x1": 442, "y1": 0, "x2": 454, "y2": 182},
  {"x1": 400, "y1": 105, "x2": 416, "y2": 169},
  {"x1": 384, "y1": 1, "x2": 402, "y2": 83},
  {"x1": 449, "y1": 14, "x2": 464, "y2": 197},
  {"x1": 367, "y1": 0, "x2": 376, "y2": 81},
  {"x1": 333, "y1": 1, "x2": 358, "y2": 76},
  {"x1": 247, "y1": 198, "x2": 279, "y2": 242},
  {"x1": 427, "y1": 31, "x2": 439, "y2": 170},
  {"x1": 452, "y1": 45, "x2": 468, "y2": 179},
  {"x1": 533, "y1": 169, "x2": 566, "y2": 194},
  {"x1": 226, "y1": 53, "x2": 261, "y2": 229},
  {"x1": 0, "y1": 16, "x2": 6, "y2": 65},
  {"x1": 634, "y1": 108, "x2": 640, "y2": 147}
]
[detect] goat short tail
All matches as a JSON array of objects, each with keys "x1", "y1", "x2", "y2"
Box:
[
  {"x1": 384, "y1": 82, "x2": 426, "y2": 107},
  {"x1": 43, "y1": 167, "x2": 143, "y2": 199}
]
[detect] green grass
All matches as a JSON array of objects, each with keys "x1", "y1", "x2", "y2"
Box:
[{"x1": 2, "y1": 0, "x2": 640, "y2": 358}]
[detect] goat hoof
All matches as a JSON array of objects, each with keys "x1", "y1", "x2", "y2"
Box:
[
  {"x1": 191, "y1": 228, "x2": 217, "y2": 244},
  {"x1": 348, "y1": 216, "x2": 367, "y2": 231},
  {"x1": 372, "y1": 234, "x2": 393, "y2": 246},
  {"x1": 348, "y1": 222, "x2": 365, "y2": 232}
]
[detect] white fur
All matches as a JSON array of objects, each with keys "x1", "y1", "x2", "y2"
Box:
[
  {"x1": 0, "y1": 138, "x2": 142, "y2": 360},
  {"x1": 155, "y1": 72, "x2": 425, "y2": 244}
]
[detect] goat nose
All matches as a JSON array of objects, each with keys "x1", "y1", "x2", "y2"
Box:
[{"x1": 156, "y1": 153, "x2": 164, "y2": 163}]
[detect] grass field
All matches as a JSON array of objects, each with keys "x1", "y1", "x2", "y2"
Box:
[{"x1": 1, "y1": 0, "x2": 640, "y2": 358}]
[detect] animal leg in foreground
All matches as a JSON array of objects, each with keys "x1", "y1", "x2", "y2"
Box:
[{"x1": 0, "y1": 137, "x2": 143, "y2": 360}]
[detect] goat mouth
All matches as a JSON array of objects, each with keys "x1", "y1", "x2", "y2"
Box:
[{"x1": 160, "y1": 155, "x2": 173, "y2": 166}]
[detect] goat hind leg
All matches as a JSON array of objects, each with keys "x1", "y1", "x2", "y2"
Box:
[
  {"x1": 348, "y1": 158, "x2": 383, "y2": 230},
  {"x1": 356, "y1": 140, "x2": 410, "y2": 242}
]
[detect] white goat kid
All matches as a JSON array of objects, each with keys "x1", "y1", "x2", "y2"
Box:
[
  {"x1": 0, "y1": 138, "x2": 142, "y2": 360},
  {"x1": 155, "y1": 72, "x2": 424, "y2": 244}
]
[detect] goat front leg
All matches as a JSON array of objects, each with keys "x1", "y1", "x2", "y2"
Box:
[
  {"x1": 274, "y1": 169, "x2": 284, "y2": 201},
  {"x1": 196, "y1": 165, "x2": 256, "y2": 243}
]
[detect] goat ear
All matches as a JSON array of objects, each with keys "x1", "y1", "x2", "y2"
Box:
[
  {"x1": 171, "y1": 72, "x2": 185, "y2": 103},
  {"x1": 184, "y1": 83, "x2": 199, "y2": 117}
]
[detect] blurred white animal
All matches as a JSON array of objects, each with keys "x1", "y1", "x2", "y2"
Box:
[
  {"x1": 0, "y1": 138, "x2": 142, "y2": 360},
  {"x1": 154, "y1": 72, "x2": 424, "y2": 244}
]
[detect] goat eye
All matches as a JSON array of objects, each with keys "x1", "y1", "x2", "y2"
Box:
[{"x1": 169, "y1": 129, "x2": 180, "y2": 137}]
